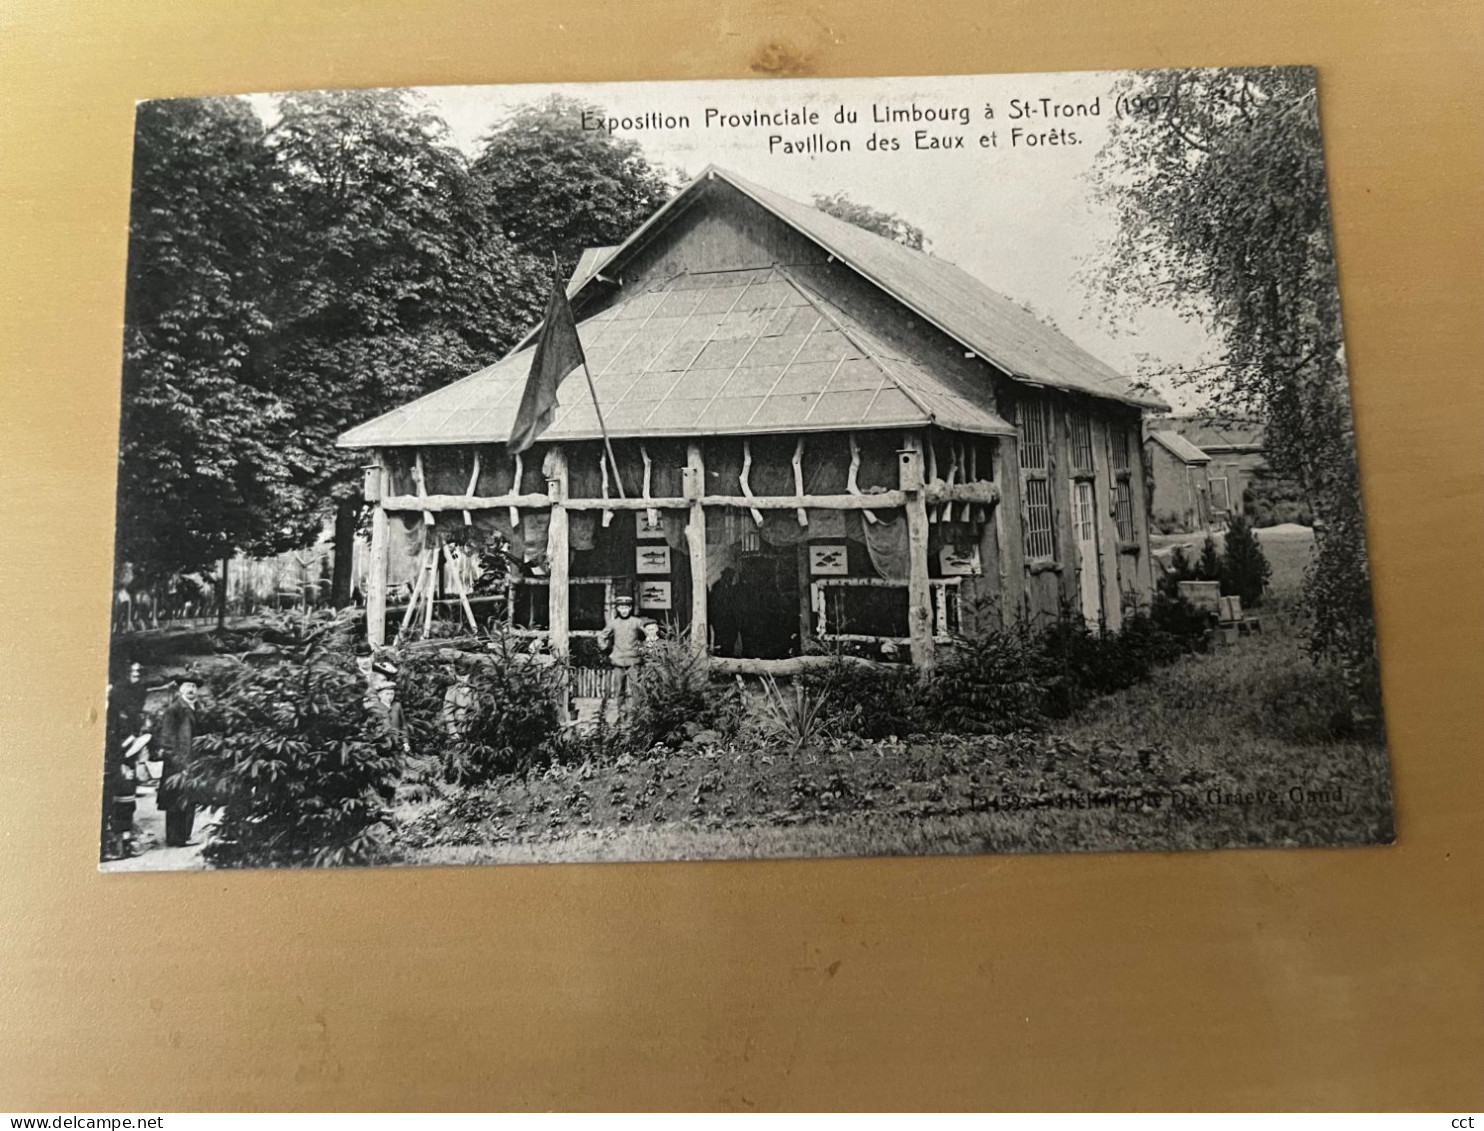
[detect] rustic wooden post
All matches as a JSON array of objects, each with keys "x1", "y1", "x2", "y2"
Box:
[
  {"x1": 900, "y1": 432, "x2": 934, "y2": 669},
  {"x1": 366, "y1": 454, "x2": 389, "y2": 648},
  {"x1": 994, "y1": 436, "x2": 1026, "y2": 623},
  {"x1": 546, "y1": 444, "x2": 570, "y2": 659},
  {"x1": 1129, "y1": 417, "x2": 1157, "y2": 606},
  {"x1": 1090, "y1": 416, "x2": 1123, "y2": 631},
  {"x1": 684, "y1": 441, "x2": 708, "y2": 654}
]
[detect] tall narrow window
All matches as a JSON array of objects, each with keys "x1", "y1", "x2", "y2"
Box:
[
  {"x1": 1109, "y1": 422, "x2": 1136, "y2": 544},
  {"x1": 1070, "y1": 411, "x2": 1095, "y2": 475},
  {"x1": 1018, "y1": 400, "x2": 1057, "y2": 562}
]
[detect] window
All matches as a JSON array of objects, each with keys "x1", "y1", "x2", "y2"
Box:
[
  {"x1": 1113, "y1": 481, "x2": 1135, "y2": 543},
  {"x1": 1209, "y1": 475, "x2": 1231, "y2": 513},
  {"x1": 1109, "y1": 422, "x2": 1137, "y2": 545},
  {"x1": 1018, "y1": 400, "x2": 1057, "y2": 562},
  {"x1": 1070, "y1": 411, "x2": 1095, "y2": 474}
]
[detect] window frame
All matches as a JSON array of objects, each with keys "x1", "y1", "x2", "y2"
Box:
[
  {"x1": 1017, "y1": 399, "x2": 1059, "y2": 568},
  {"x1": 1108, "y1": 421, "x2": 1139, "y2": 551}
]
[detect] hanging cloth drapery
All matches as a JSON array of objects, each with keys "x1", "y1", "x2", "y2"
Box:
[{"x1": 861, "y1": 511, "x2": 910, "y2": 581}]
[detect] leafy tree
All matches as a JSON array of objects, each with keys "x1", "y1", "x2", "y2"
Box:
[
  {"x1": 471, "y1": 94, "x2": 675, "y2": 270},
  {"x1": 117, "y1": 97, "x2": 294, "y2": 584},
  {"x1": 258, "y1": 89, "x2": 548, "y2": 603},
  {"x1": 1092, "y1": 66, "x2": 1380, "y2": 713},
  {"x1": 813, "y1": 192, "x2": 928, "y2": 250}
]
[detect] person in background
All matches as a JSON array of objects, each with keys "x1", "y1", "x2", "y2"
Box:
[
  {"x1": 157, "y1": 671, "x2": 202, "y2": 848},
  {"x1": 597, "y1": 594, "x2": 648, "y2": 723},
  {"x1": 368, "y1": 656, "x2": 410, "y2": 754},
  {"x1": 101, "y1": 656, "x2": 150, "y2": 860}
]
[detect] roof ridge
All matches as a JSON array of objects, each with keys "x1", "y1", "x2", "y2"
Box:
[{"x1": 777, "y1": 266, "x2": 937, "y2": 425}]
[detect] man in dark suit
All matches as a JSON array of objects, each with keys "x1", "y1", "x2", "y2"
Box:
[{"x1": 157, "y1": 671, "x2": 201, "y2": 847}]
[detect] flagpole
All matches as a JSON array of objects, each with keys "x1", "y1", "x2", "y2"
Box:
[{"x1": 558, "y1": 254, "x2": 626, "y2": 500}]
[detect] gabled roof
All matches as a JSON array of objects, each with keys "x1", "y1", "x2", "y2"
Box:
[
  {"x1": 337, "y1": 267, "x2": 1014, "y2": 449},
  {"x1": 1147, "y1": 430, "x2": 1211, "y2": 464},
  {"x1": 1166, "y1": 413, "x2": 1266, "y2": 452},
  {"x1": 706, "y1": 169, "x2": 1166, "y2": 411}
]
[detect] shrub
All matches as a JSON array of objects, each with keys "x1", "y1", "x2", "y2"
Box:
[
  {"x1": 801, "y1": 659, "x2": 925, "y2": 739},
  {"x1": 445, "y1": 636, "x2": 566, "y2": 782},
  {"x1": 1196, "y1": 535, "x2": 1223, "y2": 583},
  {"x1": 755, "y1": 675, "x2": 833, "y2": 754},
  {"x1": 1146, "y1": 593, "x2": 1213, "y2": 655},
  {"x1": 187, "y1": 611, "x2": 406, "y2": 868},
  {"x1": 1244, "y1": 476, "x2": 1313, "y2": 528},
  {"x1": 1254, "y1": 652, "x2": 1370, "y2": 744},
  {"x1": 632, "y1": 638, "x2": 743, "y2": 747},
  {"x1": 1219, "y1": 514, "x2": 1272, "y2": 606},
  {"x1": 925, "y1": 622, "x2": 1049, "y2": 734}
]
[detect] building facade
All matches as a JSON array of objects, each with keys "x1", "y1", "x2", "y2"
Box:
[{"x1": 339, "y1": 167, "x2": 1168, "y2": 669}]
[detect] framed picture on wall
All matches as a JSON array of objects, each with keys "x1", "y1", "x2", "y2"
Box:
[{"x1": 636, "y1": 544, "x2": 671, "y2": 574}]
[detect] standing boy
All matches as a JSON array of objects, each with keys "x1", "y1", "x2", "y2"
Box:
[{"x1": 597, "y1": 594, "x2": 648, "y2": 723}]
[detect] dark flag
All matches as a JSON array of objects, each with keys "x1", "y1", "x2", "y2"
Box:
[{"x1": 509, "y1": 280, "x2": 586, "y2": 453}]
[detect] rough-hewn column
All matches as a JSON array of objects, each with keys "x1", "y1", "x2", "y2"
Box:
[
  {"x1": 992, "y1": 437, "x2": 1025, "y2": 623},
  {"x1": 900, "y1": 432, "x2": 934, "y2": 668},
  {"x1": 684, "y1": 441, "x2": 708, "y2": 654},
  {"x1": 1090, "y1": 416, "x2": 1123, "y2": 631},
  {"x1": 546, "y1": 445, "x2": 570, "y2": 659},
  {"x1": 366, "y1": 454, "x2": 389, "y2": 648}
]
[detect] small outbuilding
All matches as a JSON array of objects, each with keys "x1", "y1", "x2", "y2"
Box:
[
  {"x1": 339, "y1": 166, "x2": 1168, "y2": 671},
  {"x1": 1144, "y1": 430, "x2": 1215, "y2": 534}
]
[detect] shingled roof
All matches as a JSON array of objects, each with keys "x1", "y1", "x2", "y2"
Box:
[
  {"x1": 339, "y1": 166, "x2": 1164, "y2": 450},
  {"x1": 1147, "y1": 430, "x2": 1212, "y2": 464},
  {"x1": 711, "y1": 169, "x2": 1166, "y2": 411},
  {"x1": 338, "y1": 267, "x2": 1014, "y2": 449}
]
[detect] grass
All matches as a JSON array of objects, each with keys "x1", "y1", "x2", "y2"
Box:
[{"x1": 389, "y1": 609, "x2": 1394, "y2": 866}]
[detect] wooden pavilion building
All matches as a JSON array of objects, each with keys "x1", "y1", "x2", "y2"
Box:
[{"x1": 338, "y1": 167, "x2": 1168, "y2": 671}]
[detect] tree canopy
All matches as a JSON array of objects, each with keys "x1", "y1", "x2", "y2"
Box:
[
  {"x1": 116, "y1": 89, "x2": 675, "y2": 596},
  {"x1": 117, "y1": 97, "x2": 292, "y2": 580},
  {"x1": 471, "y1": 94, "x2": 675, "y2": 270},
  {"x1": 812, "y1": 191, "x2": 928, "y2": 251},
  {"x1": 1092, "y1": 66, "x2": 1379, "y2": 710}
]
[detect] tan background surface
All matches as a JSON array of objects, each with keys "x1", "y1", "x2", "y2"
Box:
[{"x1": 2, "y1": 0, "x2": 1481, "y2": 1111}]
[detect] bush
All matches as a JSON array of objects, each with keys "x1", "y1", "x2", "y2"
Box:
[
  {"x1": 1220, "y1": 514, "x2": 1272, "y2": 606},
  {"x1": 187, "y1": 611, "x2": 407, "y2": 868},
  {"x1": 444, "y1": 637, "x2": 566, "y2": 782},
  {"x1": 1244, "y1": 476, "x2": 1312, "y2": 528},
  {"x1": 632, "y1": 638, "x2": 743, "y2": 747},
  {"x1": 1255, "y1": 652, "x2": 1370, "y2": 744},
  {"x1": 801, "y1": 659, "x2": 925, "y2": 739},
  {"x1": 1038, "y1": 615, "x2": 1165, "y2": 718},
  {"x1": 925, "y1": 622, "x2": 1049, "y2": 734},
  {"x1": 1197, "y1": 535, "x2": 1223, "y2": 582}
]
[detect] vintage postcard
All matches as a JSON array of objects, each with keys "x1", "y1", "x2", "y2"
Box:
[{"x1": 100, "y1": 67, "x2": 1392, "y2": 871}]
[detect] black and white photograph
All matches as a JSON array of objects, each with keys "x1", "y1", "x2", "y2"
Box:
[{"x1": 99, "y1": 66, "x2": 1393, "y2": 872}]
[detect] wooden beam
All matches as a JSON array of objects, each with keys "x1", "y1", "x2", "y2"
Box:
[
  {"x1": 546, "y1": 445, "x2": 570, "y2": 659},
  {"x1": 685, "y1": 441, "x2": 708, "y2": 654},
  {"x1": 366, "y1": 457, "x2": 389, "y2": 648},
  {"x1": 441, "y1": 540, "x2": 479, "y2": 633},
  {"x1": 381, "y1": 490, "x2": 947, "y2": 513},
  {"x1": 924, "y1": 481, "x2": 999, "y2": 506},
  {"x1": 710, "y1": 654, "x2": 899, "y2": 677},
  {"x1": 900, "y1": 432, "x2": 934, "y2": 669}
]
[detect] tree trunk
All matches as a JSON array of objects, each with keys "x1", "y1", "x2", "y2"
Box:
[
  {"x1": 216, "y1": 555, "x2": 229, "y2": 632},
  {"x1": 330, "y1": 496, "x2": 360, "y2": 609}
]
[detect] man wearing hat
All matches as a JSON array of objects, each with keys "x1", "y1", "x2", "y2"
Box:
[
  {"x1": 157, "y1": 670, "x2": 202, "y2": 847},
  {"x1": 597, "y1": 593, "x2": 648, "y2": 723}
]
